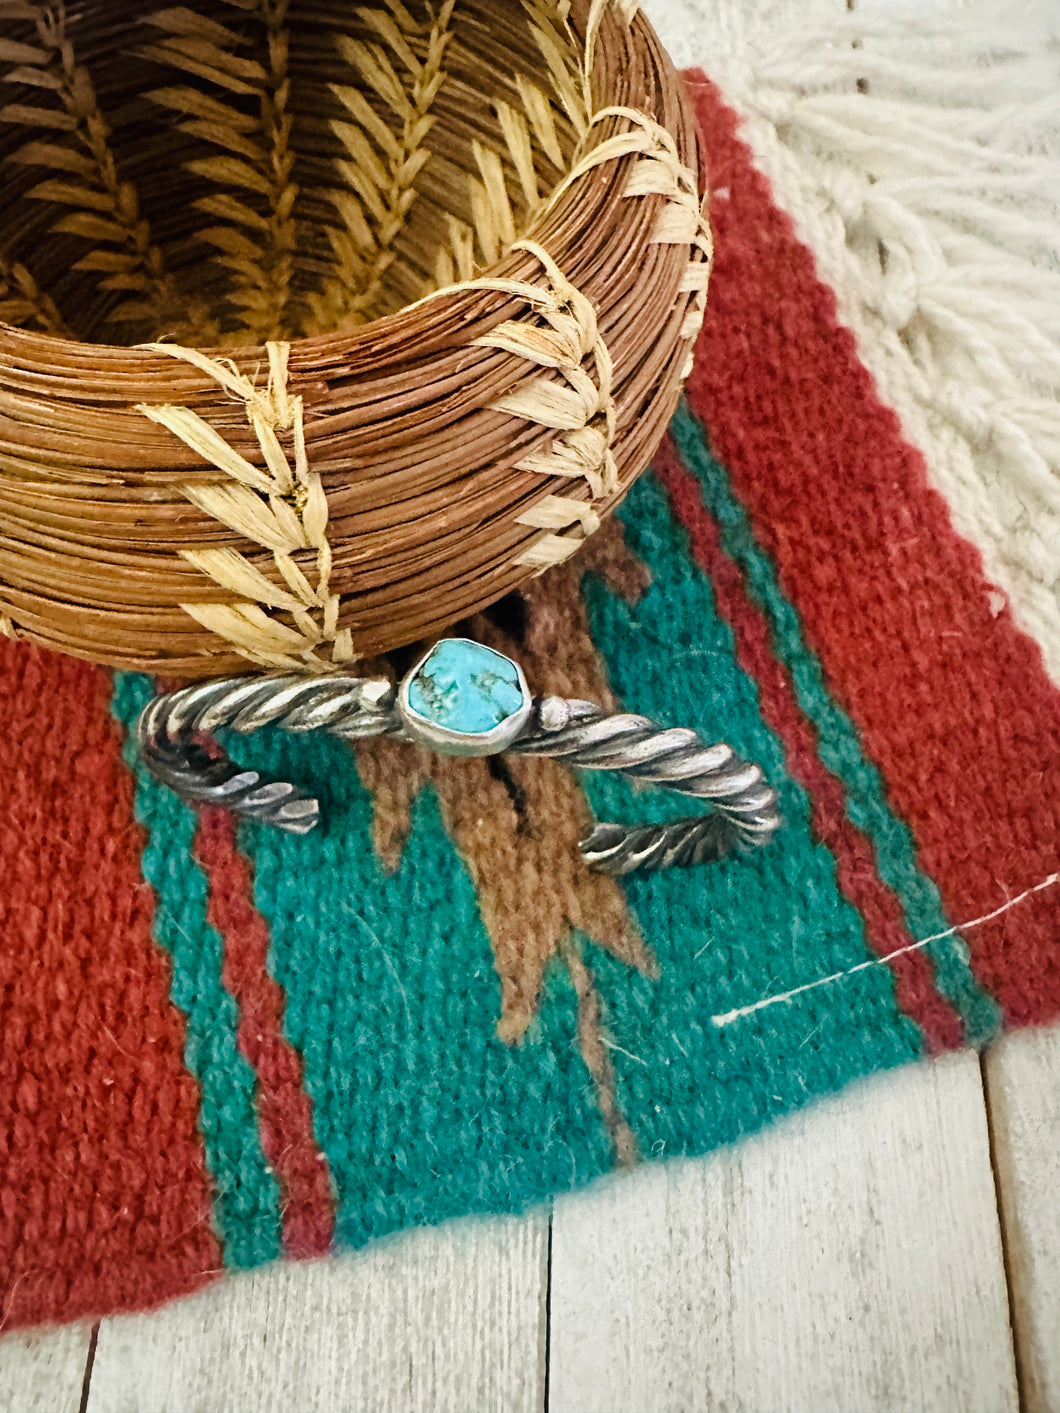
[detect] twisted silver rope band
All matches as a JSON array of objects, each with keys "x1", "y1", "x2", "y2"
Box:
[
  {"x1": 136, "y1": 674, "x2": 781, "y2": 875},
  {"x1": 512, "y1": 698, "x2": 780, "y2": 872},
  {"x1": 137, "y1": 674, "x2": 399, "y2": 835}
]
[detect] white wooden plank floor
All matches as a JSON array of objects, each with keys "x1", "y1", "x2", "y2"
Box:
[
  {"x1": 84, "y1": 1215, "x2": 549, "y2": 1413},
  {"x1": 3, "y1": 1024, "x2": 1059, "y2": 1413},
  {"x1": 985, "y1": 1028, "x2": 1060, "y2": 1413},
  {"x1": 0, "y1": 1326, "x2": 92, "y2": 1413},
  {"x1": 549, "y1": 1052, "x2": 1018, "y2": 1413}
]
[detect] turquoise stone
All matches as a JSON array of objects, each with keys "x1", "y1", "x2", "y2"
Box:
[{"x1": 406, "y1": 639, "x2": 526, "y2": 736}]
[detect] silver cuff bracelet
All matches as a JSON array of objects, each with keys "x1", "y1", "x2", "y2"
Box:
[{"x1": 137, "y1": 638, "x2": 782, "y2": 876}]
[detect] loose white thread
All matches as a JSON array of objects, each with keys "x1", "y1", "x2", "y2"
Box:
[
  {"x1": 601, "y1": 1037, "x2": 649, "y2": 1066},
  {"x1": 710, "y1": 872, "x2": 1060, "y2": 1029}
]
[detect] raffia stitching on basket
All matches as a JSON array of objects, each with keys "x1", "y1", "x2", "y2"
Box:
[
  {"x1": 423, "y1": 26, "x2": 708, "y2": 575},
  {"x1": 0, "y1": 0, "x2": 206, "y2": 337},
  {"x1": 438, "y1": 5, "x2": 699, "y2": 301},
  {"x1": 679, "y1": 219, "x2": 713, "y2": 375},
  {"x1": 136, "y1": 342, "x2": 353, "y2": 673},
  {"x1": 429, "y1": 99, "x2": 708, "y2": 571},
  {"x1": 312, "y1": 0, "x2": 456, "y2": 332},
  {"x1": 437, "y1": 77, "x2": 567, "y2": 285},
  {"x1": 520, "y1": 1, "x2": 588, "y2": 136},
  {"x1": 438, "y1": 20, "x2": 708, "y2": 349},
  {"x1": 600, "y1": 107, "x2": 714, "y2": 371},
  {"x1": 430, "y1": 0, "x2": 590, "y2": 283},
  {"x1": 0, "y1": 249, "x2": 68, "y2": 332},
  {"x1": 141, "y1": 0, "x2": 300, "y2": 343},
  {"x1": 549, "y1": 106, "x2": 702, "y2": 238},
  {"x1": 549, "y1": 104, "x2": 712, "y2": 373},
  {"x1": 492, "y1": 82, "x2": 561, "y2": 212},
  {"x1": 426, "y1": 238, "x2": 617, "y2": 570},
  {"x1": 464, "y1": 0, "x2": 653, "y2": 279}
]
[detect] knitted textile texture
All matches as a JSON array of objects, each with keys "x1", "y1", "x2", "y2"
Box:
[{"x1": 3, "y1": 68, "x2": 1060, "y2": 1331}]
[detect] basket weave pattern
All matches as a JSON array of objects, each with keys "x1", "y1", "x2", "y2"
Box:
[{"x1": 0, "y1": 0, "x2": 707, "y2": 678}]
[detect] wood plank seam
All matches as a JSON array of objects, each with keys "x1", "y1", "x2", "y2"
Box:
[
  {"x1": 981, "y1": 1030, "x2": 1060, "y2": 1413},
  {"x1": 77, "y1": 1325, "x2": 99, "y2": 1413},
  {"x1": 544, "y1": 1208, "x2": 555, "y2": 1413},
  {"x1": 981, "y1": 1051, "x2": 1030, "y2": 1413}
]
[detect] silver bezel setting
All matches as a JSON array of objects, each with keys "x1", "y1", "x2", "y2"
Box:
[{"x1": 397, "y1": 638, "x2": 533, "y2": 758}]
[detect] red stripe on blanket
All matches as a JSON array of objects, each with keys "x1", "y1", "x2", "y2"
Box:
[
  {"x1": 195, "y1": 808, "x2": 335, "y2": 1259},
  {"x1": 0, "y1": 642, "x2": 219, "y2": 1329},
  {"x1": 655, "y1": 435, "x2": 964, "y2": 1052},
  {"x1": 683, "y1": 74, "x2": 1060, "y2": 1025}
]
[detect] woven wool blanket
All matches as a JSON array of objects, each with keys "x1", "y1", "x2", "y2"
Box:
[{"x1": 3, "y1": 13, "x2": 1060, "y2": 1330}]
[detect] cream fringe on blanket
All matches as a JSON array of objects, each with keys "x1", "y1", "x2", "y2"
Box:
[{"x1": 648, "y1": 0, "x2": 1060, "y2": 686}]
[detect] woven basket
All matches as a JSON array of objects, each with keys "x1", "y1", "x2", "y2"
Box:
[{"x1": 0, "y1": 0, "x2": 708, "y2": 679}]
